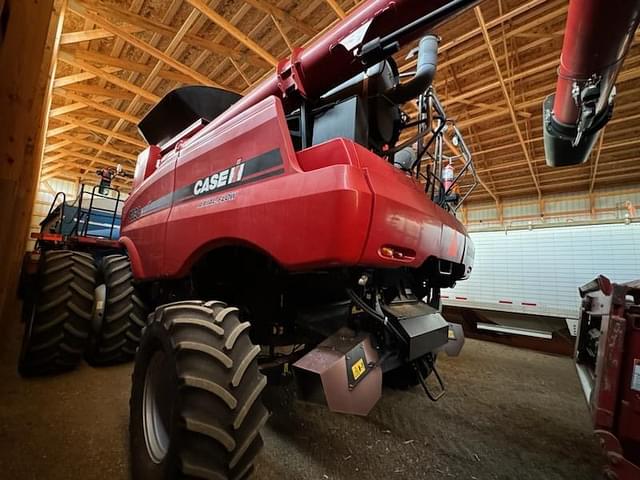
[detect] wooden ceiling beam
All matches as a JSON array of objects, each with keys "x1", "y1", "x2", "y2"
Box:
[
  {"x1": 63, "y1": 83, "x2": 137, "y2": 101},
  {"x1": 56, "y1": 133, "x2": 138, "y2": 161},
  {"x1": 243, "y1": 0, "x2": 316, "y2": 37},
  {"x1": 401, "y1": 0, "x2": 566, "y2": 75},
  {"x1": 476, "y1": 6, "x2": 542, "y2": 197},
  {"x1": 46, "y1": 122, "x2": 82, "y2": 138},
  {"x1": 440, "y1": 0, "x2": 557, "y2": 55},
  {"x1": 57, "y1": 149, "x2": 133, "y2": 170},
  {"x1": 44, "y1": 140, "x2": 72, "y2": 153},
  {"x1": 58, "y1": 48, "x2": 195, "y2": 85},
  {"x1": 185, "y1": 0, "x2": 278, "y2": 66},
  {"x1": 68, "y1": 0, "x2": 221, "y2": 87},
  {"x1": 589, "y1": 130, "x2": 607, "y2": 193},
  {"x1": 43, "y1": 152, "x2": 69, "y2": 164},
  {"x1": 53, "y1": 66, "x2": 122, "y2": 88},
  {"x1": 324, "y1": 0, "x2": 346, "y2": 19},
  {"x1": 60, "y1": 24, "x2": 144, "y2": 45},
  {"x1": 54, "y1": 90, "x2": 141, "y2": 124},
  {"x1": 447, "y1": 98, "x2": 531, "y2": 119},
  {"x1": 443, "y1": 57, "x2": 558, "y2": 108},
  {"x1": 58, "y1": 50, "x2": 160, "y2": 102},
  {"x1": 95, "y1": 6, "x2": 204, "y2": 155},
  {"x1": 76, "y1": 1, "x2": 270, "y2": 69},
  {"x1": 271, "y1": 15, "x2": 293, "y2": 52},
  {"x1": 56, "y1": 115, "x2": 146, "y2": 148}
]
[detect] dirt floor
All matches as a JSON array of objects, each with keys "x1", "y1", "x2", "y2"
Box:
[{"x1": 0, "y1": 314, "x2": 605, "y2": 480}]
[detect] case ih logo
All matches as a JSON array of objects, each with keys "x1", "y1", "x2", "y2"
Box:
[
  {"x1": 125, "y1": 148, "x2": 283, "y2": 223},
  {"x1": 193, "y1": 162, "x2": 245, "y2": 196}
]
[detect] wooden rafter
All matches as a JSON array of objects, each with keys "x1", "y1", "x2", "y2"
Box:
[
  {"x1": 325, "y1": 0, "x2": 346, "y2": 18},
  {"x1": 57, "y1": 50, "x2": 160, "y2": 102},
  {"x1": 56, "y1": 116, "x2": 146, "y2": 148},
  {"x1": 68, "y1": 0, "x2": 221, "y2": 87},
  {"x1": 475, "y1": 6, "x2": 542, "y2": 198},
  {"x1": 244, "y1": 0, "x2": 316, "y2": 37},
  {"x1": 54, "y1": 90, "x2": 141, "y2": 124},
  {"x1": 185, "y1": 0, "x2": 279, "y2": 66},
  {"x1": 589, "y1": 130, "x2": 607, "y2": 193},
  {"x1": 70, "y1": 2, "x2": 270, "y2": 69},
  {"x1": 55, "y1": 133, "x2": 137, "y2": 161}
]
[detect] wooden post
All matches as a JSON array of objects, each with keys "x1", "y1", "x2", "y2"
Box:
[{"x1": 0, "y1": 0, "x2": 64, "y2": 328}]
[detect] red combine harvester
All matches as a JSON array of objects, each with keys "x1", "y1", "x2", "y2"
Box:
[
  {"x1": 124, "y1": 1, "x2": 480, "y2": 477},
  {"x1": 15, "y1": 0, "x2": 640, "y2": 478}
]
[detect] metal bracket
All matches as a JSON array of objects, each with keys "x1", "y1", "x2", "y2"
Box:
[{"x1": 276, "y1": 47, "x2": 307, "y2": 100}]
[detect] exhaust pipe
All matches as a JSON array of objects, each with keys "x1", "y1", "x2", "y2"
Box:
[
  {"x1": 543, "y1": 0, "x2": 640, "y2": 167},
  {"x1": 386, "y1": 34, "x2": 439, "y2": 104}
]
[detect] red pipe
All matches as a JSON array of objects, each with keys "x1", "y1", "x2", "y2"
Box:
[
  {"x1": 208, "y1": 0, "x2": 477, "y2": 130},
  {"x1": 552, "y1": 0, "x2": 640, "y2": 125}
]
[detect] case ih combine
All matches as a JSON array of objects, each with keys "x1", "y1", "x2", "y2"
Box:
[{"x1": 16, "y1": 0, "x2": 640, "y2": 478}]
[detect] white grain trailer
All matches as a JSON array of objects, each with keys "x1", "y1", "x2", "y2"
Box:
[{"x1": 443, "y1": 222, "x2": 640, "y2": 339}]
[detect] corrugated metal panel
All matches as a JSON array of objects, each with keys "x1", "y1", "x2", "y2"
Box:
[
  {"x1": 503, "y1": 201, "x2": 539, "y2": 219},
  {"x1": 444, "y1": 223, "x2": 640, "y2": 319},
  {"x1": 468, "y1": 206, "x2": 497, "y2": 221},
  {"x1": 596, "y1": 191, "x2": 640, "y2": 209},
  {"x1": 545, "y1": 194, "x2": 589, "y2": 214}
]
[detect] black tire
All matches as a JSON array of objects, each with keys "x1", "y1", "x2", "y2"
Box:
[
  {"x1": 86, "y1": 254, "x2": 148, "y2": 365},
  {"x1": 18, "y1": 250, "x2": 96, "y2": 376},
  {"x1": 130, "y1": 300, "x2": 268, "y2": 480}
]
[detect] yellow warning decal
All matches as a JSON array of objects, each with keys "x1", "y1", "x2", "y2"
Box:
[
  {"x1": 351, "y1": 358, "x2": 366, "y2": 380},
  {"x1": 448, "y1": 328, "x2": 456, "y2": 340}
]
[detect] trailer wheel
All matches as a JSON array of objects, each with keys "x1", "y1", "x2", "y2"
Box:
[
  {"x1": 86, "y1": 254, "x2": 148, "y2": 365},
  {"x1": 130, "y1": 301, "x2": 268, "y2": 480},
  {"x1": 18, "y1": 250, "x2": 96, "y2": 376}
]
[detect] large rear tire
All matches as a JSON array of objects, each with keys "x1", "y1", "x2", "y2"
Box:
[
  {"x1": 130, "y1": 300, "x2": 268, "y2": 480},
  {"x1": 18, "y1": 250, "x2": 96, "y2": 376},
  {"x1": 86, "y1": 254, "x2": 148, "y2": 365}
]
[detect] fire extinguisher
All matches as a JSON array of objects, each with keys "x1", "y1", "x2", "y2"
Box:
[{"x1": 443, "y1": 160, "x2": 454, "y2": 193}]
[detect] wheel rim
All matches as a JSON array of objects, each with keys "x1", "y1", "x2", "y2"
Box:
[{"x1": 143, "y1": 350, "x2": 173, "y2": 464}]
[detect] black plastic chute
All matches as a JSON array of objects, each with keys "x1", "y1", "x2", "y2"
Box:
[{"x1": 138, "y1": 86, "x2": 242, "y2": 146}]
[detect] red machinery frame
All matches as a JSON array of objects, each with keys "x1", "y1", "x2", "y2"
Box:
[
  {"x1": 122, "y1": 95, "x2": 473, "y2": 281},
  {"x1": 576, "y1": 276, "x2": 640, "y2": 480}
]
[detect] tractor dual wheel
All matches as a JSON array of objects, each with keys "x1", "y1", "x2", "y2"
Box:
[
  {"x1": 18, "y1": 250, "x2": 96, "y2": 377},
  {"x1": 86, "y1": 254, "x2": 148, "y2": 365},
  {"x1": 130, "y1": 300, "x2": 268, "y2": 480}
]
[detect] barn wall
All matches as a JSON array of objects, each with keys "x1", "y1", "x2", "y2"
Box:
[
  {"x1": 465, "y1": 185, "x2": 640, "y2": 231},
  {"x1": 0, "y1": 0, "x2": 63, "y2": 327}
]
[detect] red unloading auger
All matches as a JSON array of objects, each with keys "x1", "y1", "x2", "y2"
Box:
[
  {"x1": 205, "y1": 0, "x2": 479, "y2": 130},
  {"x1": 544, "y1": 0, "x2": 640, "y2": 167}
]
